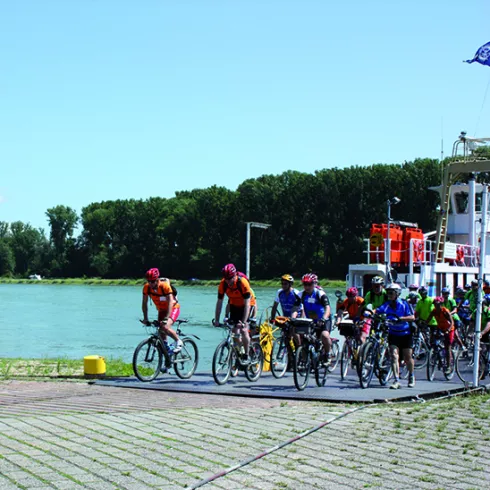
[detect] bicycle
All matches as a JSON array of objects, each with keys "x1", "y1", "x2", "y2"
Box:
[
  {"x1": 292, "y1": 318, "x2": 329, "y2": 391},
  {"x1": 357, "y1": 313, "x2": 393, "y2": 388},
  {"x1": 338, "y1": 316, "x2": 364, "y2": 380},
  {"x1": 132, "y1": 319, "x2": 199, "y2": 382},
  {"x1": 399, "y1": 320, "x2": 430, "y2": 378},
  {"x1": 426, "y1": 329, "x2": 458, "y2": 381},
  {"x1": 456, "y1": 339, "x2": 489, "y2": 384},
  {"x1": 212, "y1": 319, "x2": 264, "y2": 385},
  {"x1": 265, "y1": 316, "x2": 294, "y2": 378}
]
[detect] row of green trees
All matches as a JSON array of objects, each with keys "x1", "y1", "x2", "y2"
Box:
[{"x1": 0, "y1": 158, "x2": 442, "y2": 279}]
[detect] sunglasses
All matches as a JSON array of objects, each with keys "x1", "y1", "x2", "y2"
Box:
[{"x1": 303, "y1": 282, "x2": 314, "y2": 286}]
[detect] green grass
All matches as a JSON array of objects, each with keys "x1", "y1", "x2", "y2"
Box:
[
  {"x1": 0, "y1": 277, "x2": 346, "y2": 288},
  {"x1": 0, "y1": 357, "x2": 134, "y2": 378}
]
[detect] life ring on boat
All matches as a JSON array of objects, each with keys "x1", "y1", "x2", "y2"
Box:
[
  {"x1": 413, "y1": 240, "x2": 424, "y2": 263},
  {"x1": 456, "y1": 245, "x2": 465, "y2": 265}
]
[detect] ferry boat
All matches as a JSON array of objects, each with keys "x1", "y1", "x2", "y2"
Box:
[{"x1": 347, "y1": 132, "x2": 490, "y2": 296}]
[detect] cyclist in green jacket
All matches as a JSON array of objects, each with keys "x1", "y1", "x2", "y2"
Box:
[{"x1": 364, "y1": 276, "x2": 388, "y2": 310}]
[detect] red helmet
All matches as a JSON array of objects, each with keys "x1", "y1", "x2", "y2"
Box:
[
  {"x1": 145, "y1": 268, "x2": 160, "y2": 281},
  {"x1": 222, "y1": 263, "x2": 237, "y2": 279},
  {"x1": 302, "y1": 273, "x2": 318, "y2": 284},
  {"x1": 433, "y1": 296, "x2": 444, "y2": 304},
  {"x1": 346, "y1": 287, "x2": 358, "y2": 297}
]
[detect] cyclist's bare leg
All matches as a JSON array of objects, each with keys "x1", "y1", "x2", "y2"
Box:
[
  {"x1": 160, "y1": 318, "x2": 179, "y2": 343},
  {"x1": 390, "y1": 345, "x2": 400, "y2": 380},
  {"x1": 360, "y1": 331, "x2": 368, "y2": 344},
  {"x1": 402, "y1": 348, "x2": 414, "y2": 374},
  {"x1": 240, "y1": 323, "x2": 251, "y2": 355},
  {"x1": 321, "y1": 331, "x2": 331, "y2": 354}
]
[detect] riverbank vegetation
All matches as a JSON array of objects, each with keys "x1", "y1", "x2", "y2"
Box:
[{"x1": 0, "y1": 157, "x2": 446, "y2": 281}]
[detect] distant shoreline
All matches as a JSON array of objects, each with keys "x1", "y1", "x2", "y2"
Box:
[{"x1": 0, "y1": 277, "x2": 346, "y2": 288}]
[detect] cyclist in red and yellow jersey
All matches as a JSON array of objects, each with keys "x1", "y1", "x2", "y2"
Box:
[
  {"x1": 142, "y1": 268, "x2": 183, "y2": 353},
  {"x1": 213, "y1": 263, "x2": 255, "y2": 363}
]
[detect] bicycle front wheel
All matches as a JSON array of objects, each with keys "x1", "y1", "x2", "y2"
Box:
[
  {"x1": 413, "y1": 335, "x2": 429, "y2": 371},
  {"x1": 245, "y1": 341, "x2": 264, "y2": 382},
  {"x1": 359, "y1": 341, "x2": 376, "y2": 389},
  {"x1": 377, "y1": 344, "x2": 392, "y2": 386},
  {"x1": 174, "y1": 338, "x2": 199, "y2": 379},
  {"x1": 212, "y1": 341, "x2": 233, "y2": 385},
  {"x1": 426, "y1": 348, "x2": 437, "y2": 381},
  {"x1": 328, "y1": 340, "x2": 340, "y2": 372},
  {"x1": 340, "y1": 341, "x2": 350, "y2": 380},
  {"x1": 133, "y1": 338, "x2": 163, "y2": 382},
  {"x1": 271, "y1": 338, "x2": 289, "y2": 379},
  {"x1": 456, "y1": 348, "x2": 484, "y2": 384},
  {"x1": 293, "y1": 345, "x2": 311, "y2": 391},
  {"x1": 315, "y1": 349, "x2": 328, "y2": 387}
]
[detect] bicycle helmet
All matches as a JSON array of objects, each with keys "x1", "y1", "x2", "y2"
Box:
[
  {"x1": 465, "y1": 283, "x2": 471, "y2": 289},
  {"x1": 302, "y1": 273, "x2": 318, "y2": 284},
  {"x1": 433, "y1": 296, "x2": 444, "y2": 304},
  {"x1": 419, "y1": 286, "x2": 428, "y2": 295},
  {"x1": 408, "y1": 292, "x2": 419, "y2": 300},
  {"x1": 441, "y1": 287, "x2": 450, "y2": 295},
  {"x1": 471, "y1": 279, "x2": 479, "y2": 287},
  {"x1": 386, "y1": 283, "x2": 401, "y2": 297},
  {"x1": 145, "y1": 268, "x2": 160, "y2": 281},
  {"x1": 408, "y1": 284, "x2": 419, "y2": 290},
  {"x1": 484, "y1": 294, "x2": 490, "y2": 305},
  {"x1": 485, "y1": 279, "x2": 490, "y2": 287},
  {"x1": 346, "y1": 287, "x2": 358, "y2": 297},
  {"x1": 456, "y1": 287, "x2": 465, "y2": 296},
  {"x1": 222, "y1": 263, "x2": 237, "y2": 279},
  {"x1": 281, "y1": 274, "x2": 294, "y2": 283},
  {"x1": 371, "y1": 276, "x2": 384, "y2": 285}
]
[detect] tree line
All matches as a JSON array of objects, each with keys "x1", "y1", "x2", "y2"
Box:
[{"x1": 0, "y1": 158, "x2": 443, "y2": 280}]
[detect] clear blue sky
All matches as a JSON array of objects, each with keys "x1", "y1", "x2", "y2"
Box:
[{"x1": 0, "y1": 0, "x2": 489, "y2": 232}]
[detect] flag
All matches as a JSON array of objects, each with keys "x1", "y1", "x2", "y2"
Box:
[{"x1": 465, "y1": 41, "x2": 490, "y2": 66}]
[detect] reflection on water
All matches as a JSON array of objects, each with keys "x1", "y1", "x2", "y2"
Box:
[{"x1": 0, "y1": 284, "x2": 339, "y2": 370}]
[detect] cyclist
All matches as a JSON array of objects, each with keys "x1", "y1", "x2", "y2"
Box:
[
  {"x1": 405, "y1": 284, "x2": 421, "y2": 301},
  {"x1": 213, "y1": 263, "x2": 255, "y2": 363},
  {"x1": 441, "y1": 287, "x2": 465, "y2": 348},
  {"x1": 299, "y1": 273, "x2": 332, "y2": 358},
  {"x1": 270, "y1": 274, "x2": 302, "y2": 320},
  {"x1": 142, "y1": 268, "x2": 183, "y2": 353},
  {"x1": 484, "y1": 279, "x2": 490, "y2": 295},
  {"x1": 479, "y1": 294, "x2": 490, "y2": 342},
  {"x1": 376, "y1": 283, "x2": 415, "y2": 389},
  {"x1": 415, "y1": 286, "x2": 437, "y2": 328},
  {"x1": 364, "y1": 276, "x2": 388, "y2": 310},
  {"x1": 426, "y1": 296, "x2": 455, "y2": 374},
  {"x1": 465, "y1": 279, "x2": 480, "y2": 313},
  {"x1": 337, "y1": 287, "x2": 372, "y2": 344}
]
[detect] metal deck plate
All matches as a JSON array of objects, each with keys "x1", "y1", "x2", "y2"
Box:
[{"x1": 95, "y1": 370, "x2": 473, "y2": 403}]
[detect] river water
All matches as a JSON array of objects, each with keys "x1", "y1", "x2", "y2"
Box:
[{"x1": 0, "y1": 284, "x2": 339, "y2": 369}]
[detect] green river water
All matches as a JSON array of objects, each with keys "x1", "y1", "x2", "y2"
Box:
[{"x1": 0, "y1": 284, "x2": 339, "y2": 370}]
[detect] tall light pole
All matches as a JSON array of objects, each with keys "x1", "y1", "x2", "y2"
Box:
[
  {"x1": 246, "y1": 222, "x2": 271, "y2": 279},
  {"x1": 386, "y1": 197, "x2": 401, "y2": 283}
]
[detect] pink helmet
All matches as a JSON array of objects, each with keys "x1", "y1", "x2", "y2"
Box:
[
  {"x1": 408, "y1": 284, "x2": 419, "y2": 290},
  {"x1": 433, "y1": 296, "x2": 444, "y2": 304},
  {"x1": 346, "y1": 287, "x2": 358, "y2": 297},
  {"x1": 145, "y1": 268, "x2": 160, "y2": 281},
  {"x1": 222, "y1": 263, "x2": 237, "y2": 279},
  {"x1": 302, "y1": 273, "x2": 318, "y2": 284}
]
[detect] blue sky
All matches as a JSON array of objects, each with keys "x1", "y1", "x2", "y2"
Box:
[{"x1": 0, "y1": 0, "x2": 489, "y2": 232}]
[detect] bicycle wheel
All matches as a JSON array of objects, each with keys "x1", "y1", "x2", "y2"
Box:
[
  {"x1": 212, "y1": 341, "x2": 233, "y2": 385},
  {"x1": 230, "y1": 351, "x2": 239, "y2": 377},
  {"x1": 173, "y1": 338, "x2": 199, "y2": 379},
  {"x1": 377, "y1": 344, "x2": 392, "y2": 386},
  {"x1": 315, "y1": 348, "x2": 328, "y2": 387},
  {"x1": 340, "y1": 342, "x2": 350, "y2": 380},
  {"x1": 328, "y1": 340, "x2": 340, "y2": 372},
  {"x1": 271, "y1": 337, "x2": 289, "y2": 379},
  {"x1": 413, "y1": 335, "x2": 429, "y2": 371},
  {"x1": 245, "y1": 341, "x2": 264, "y2": 382},
  {"x1": 132, "y1": 338, "x2": 163, "y2": 382},
  {"x1": 426, "y1": 348, "x2": 437, "y2": 381},
  {"x1": 293, "y1": 345, "x2": 311, "y2": 391},
  {"x1": 359, "y1": 341, "x2": 376, "y2": 389},
  {"x1": 456, "y1": 348, "x2": 484, "y2": 384}
]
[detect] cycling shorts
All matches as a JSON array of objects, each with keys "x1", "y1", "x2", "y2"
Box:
[
  {"x1": 158, "y1": 305, "x2": 181, "y2": 323},
  {"x1": 443, "y1": 329, "x2": 455, "y2": 347},
  {"x1": 360, "y1": 321, "x2": 371, "y2": 336},
  {"x1": 229, "y1": 304, "x2": 256, "y2": 325},
  {"x1": 388, "y1": 333, "x2": 412, "y2": 351}
]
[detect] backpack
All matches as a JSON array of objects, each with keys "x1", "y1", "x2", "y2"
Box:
[
  {"x1": 223, "y1": 271, "x2": 249, "y2": 296},
  {"x1": 148, "y1": 278, "x2": 178, "y2": 299}
]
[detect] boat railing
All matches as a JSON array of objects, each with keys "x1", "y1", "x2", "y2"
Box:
[{"x1": 363, "y1": 238, "x2": 480, "y2": 268}]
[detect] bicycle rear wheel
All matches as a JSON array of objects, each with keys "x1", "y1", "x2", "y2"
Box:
[
  {"x1": 271, "y1": 337, "x2": 289, "y2": 379},
  {"x1": 173, "y1": 338, "x2": 199, "y2": 379},
  {"x1": 413, "y1": 334, "x2": 429, "y2": 371},
  {"x1": 377, "y1": 344, "x2": 392, "y2": 386},
  {"x1": 293, "y1": 345, "x2": 311, "y2": 391},
  {"x1": 212, "y1": 341, "x2": 233, "y2": 385},
  {"x1": 245, "y1": 341, "x2": 264, "y2": 382},
  {"x1": 328, "y1": 339, "x2": 340, "y2": 372},
  {"x1": 359, "y1": 341, "x2": 376, "y2": 389},
  {"x1": 133, "y1": 338, "x2": 163, "y2": 382},
  {"x1": 426, "y1": 348, "x2": 437, "y2": 381},
  {"x1": 340, "y1": 342, "x2": 350, "y2": 380}
]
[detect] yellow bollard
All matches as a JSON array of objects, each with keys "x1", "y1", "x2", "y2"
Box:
[
  {"x1": 83, "y1": 355, "x2": 106, "y2": 378},
  {"x1": 260, "y1": 321, "x2": 273, "y2": 372}
]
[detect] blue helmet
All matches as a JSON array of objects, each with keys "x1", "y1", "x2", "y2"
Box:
[
  {"x1": 484, "y1": 294, "x2": 490, "y2": 305},
  {"x1": 441, "y1": 287, "x2": 450, "y2": 295}
]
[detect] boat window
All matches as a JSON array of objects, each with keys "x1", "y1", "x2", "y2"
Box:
[
  {"x1": 454, "y1": 192, "x2": 469, "y2": 214},
  {"x1": 476, "y1": 192, "x2": 482, "y2": 213}
]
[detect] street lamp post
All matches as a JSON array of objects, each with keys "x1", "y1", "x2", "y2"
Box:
[
  {"x1": 386, "y1": 197, "x2": 401, "y2": 283},
  {"x1": 246, "y1": 222, "x2": 271, "y2": 279}
]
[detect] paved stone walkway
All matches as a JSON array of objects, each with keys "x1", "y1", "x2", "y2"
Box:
[{"x1": 0, "y1": 380, "x2": 489, "y2": 489}]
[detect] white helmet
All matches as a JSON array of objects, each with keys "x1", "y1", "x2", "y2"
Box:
[{"x1": 386, "y1": 283, "x2": 402, "y2": 297}]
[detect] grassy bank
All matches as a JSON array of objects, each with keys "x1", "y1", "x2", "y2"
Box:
[
  {"x1": 0, "y1": 277, "x2": 346, "y2": 288},
  {"x1": 0, "y1": 357, "x2": 133, "y2": 379}
]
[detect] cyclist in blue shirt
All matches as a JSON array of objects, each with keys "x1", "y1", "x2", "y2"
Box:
[
  {"x1": 270, "y1": 274, "x2": 302, "y2": 320},
  {"x1": 376, "y1": 283, "x2": 415, "y2": 390}
]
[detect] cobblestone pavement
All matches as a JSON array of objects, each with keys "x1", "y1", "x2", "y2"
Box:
[{"x1": 0, "y1": 380, "x2": 489, "y2": 489}]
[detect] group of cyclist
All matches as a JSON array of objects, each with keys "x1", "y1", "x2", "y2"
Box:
[{"x1": 140, "y1": 263, "x2": 490, "y2": 388}]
